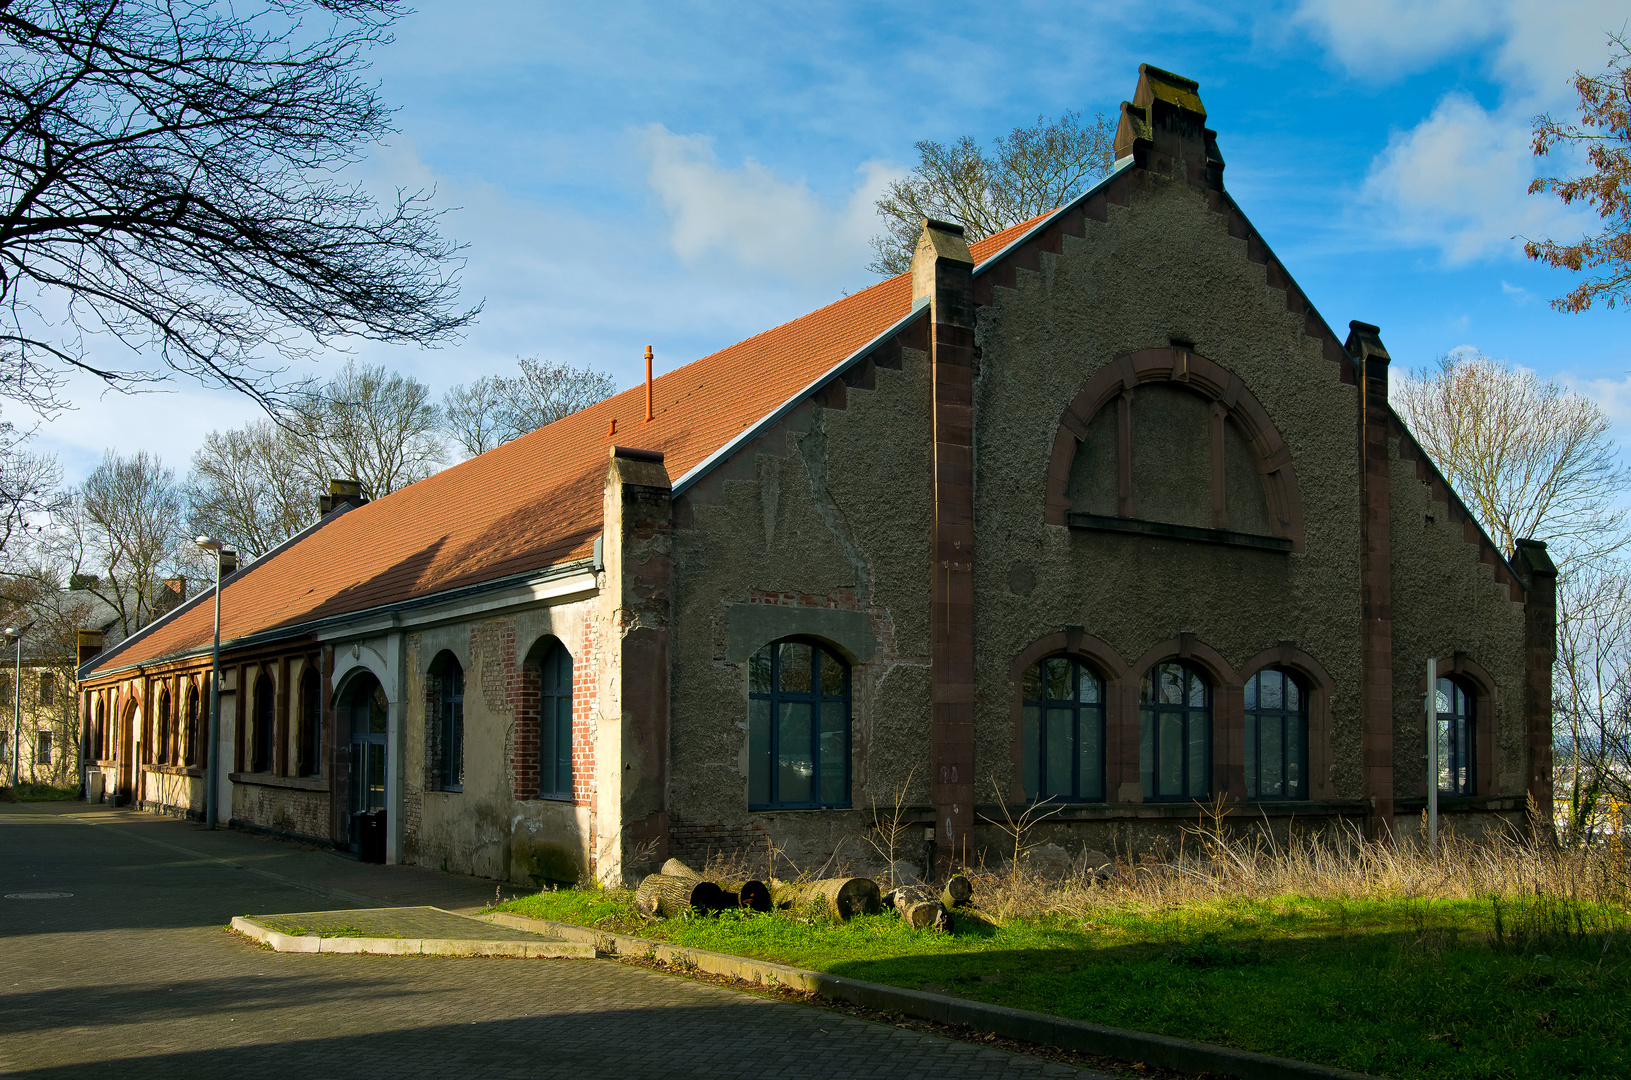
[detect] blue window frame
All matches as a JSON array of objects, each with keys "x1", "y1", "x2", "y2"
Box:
[
  {"x1": 748, "y1": 638, "x2": 851, "y2": 809},
  {"x1": 1245, "y1": 667, "x2": 1308, "y2": 800},
  {"x1": 1021, "y1": 655, "x2": 1105, "y2": 802},
  {"x1": 539, "y1": 641, "x2": 574, "y2": 800},
  {"x1": 1139, "y1": 661, "x2": 1211, "y2": 801},
  {"x1": 1435, "y1": 677, "x2": 1475, "y2": 795}
]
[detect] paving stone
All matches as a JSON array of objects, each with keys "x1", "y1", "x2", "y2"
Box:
[{"x1": 0, "y1": 803, "x2": 1105, "y2": 1078}]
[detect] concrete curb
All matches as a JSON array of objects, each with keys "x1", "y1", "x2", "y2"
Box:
[
  {"x1": 479, "y1": 911, "x2": 1389, "y2": 1080},
  {"x1": 232, "y1": 913, "x2": 595, "y2": 958}
]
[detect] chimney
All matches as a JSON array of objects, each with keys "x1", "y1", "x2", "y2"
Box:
[
  {"x1": 220, "y1": 549, "x2": 238, "y2": 577},
  {"x1": 318, "y1": 478, "x2": 369, "y2": 516},
  {"x1": 77, "y1": 629, "x2": 103, "y2": 667},
  {"x1": 1113, "y1": 64, "x2": 1223, "y2": 190},
  {"x1": 153, "y1": 576, "x2": 188, "y2": 617}
]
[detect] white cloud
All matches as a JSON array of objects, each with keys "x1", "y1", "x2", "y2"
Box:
[
  {"x1": 1358, "y1": 93, "x2": 1581, "y2": 262},
  {"x1": 1293, "y1": 0, "x2": 1495, "y2": 76},
  {"x1": 639, "y1": 125, "x2": 898, "y2": 284}
]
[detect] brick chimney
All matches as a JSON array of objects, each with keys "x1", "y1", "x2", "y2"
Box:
[
  {"x1": 77, "y1": 629, "x2": 103, "y2": 667},
  {"x1": 154, "y1": 576, "x2": 188, "y2": 617},
  {"x1": 1113, "y1": 64, "x2": 1224, "y2": 190},
  {"x1": 220, "y1": 549, "x2": 238, "y2": 577},
  {"x1": 318, "y1": 478, "x2": 369, "y2": 515}
]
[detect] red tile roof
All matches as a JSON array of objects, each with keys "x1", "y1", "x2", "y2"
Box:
[{"x1": 88, "y1": 222, "x2": 1040, "y2": 675}]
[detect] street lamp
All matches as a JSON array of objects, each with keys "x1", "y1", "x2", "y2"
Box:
[
  {"x1": 3, "y1": 626, "x2": 19, "y2": 790},
  {"x1": 195, "y1": 536, "x2": 225, "y2": 830}
]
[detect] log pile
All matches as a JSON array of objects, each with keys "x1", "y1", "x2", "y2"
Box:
[
  {"x1": 770, "y1": 876, "x2": 882, "y2": 921},
  {"x1": 634, "y1": 872, "x2": 726, "y2": 918},
  {"x1": 655, "y1": 858, "x2": 773, "y2": 913}
]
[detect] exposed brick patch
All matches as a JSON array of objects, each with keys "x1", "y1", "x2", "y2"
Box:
[
  {"x1": 473, "y1": 620, "x2": 516, "y2": 714},
  {"x1": 506, "y1": 613, "x2": 599, "y2": 808},
  {"x1": 745, "y1": 588, "x2": 859, "y2": 610},
  {"x1": 668, "y1": 823, "x2": 771, "y2": 874}
]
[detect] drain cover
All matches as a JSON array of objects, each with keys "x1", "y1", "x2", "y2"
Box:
[{"x1": 5, "y1": 892, "x2": 72, "y2": 899}]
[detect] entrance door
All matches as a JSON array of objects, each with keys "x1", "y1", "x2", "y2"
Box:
[{"x1": 346, "y1": 678, "x2": 390, "y2": 850}]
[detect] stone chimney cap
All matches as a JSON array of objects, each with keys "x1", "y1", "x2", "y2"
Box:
[{"x1": 1134, "y1": 64, "x2": 1206, "y2": 116}]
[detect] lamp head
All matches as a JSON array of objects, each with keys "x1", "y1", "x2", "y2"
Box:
[
  {"x1": 194, "y1": 535, "x2": 224, "y2": 551},
  {"x1": 2, "y1": 627, "x2": 18, "y2": 640}
]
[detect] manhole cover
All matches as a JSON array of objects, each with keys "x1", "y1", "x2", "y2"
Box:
[{"x1": 5, "y1": 892, "x2": 72, "y2": 899}]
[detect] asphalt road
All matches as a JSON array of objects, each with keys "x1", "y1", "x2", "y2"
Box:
[{"x1": 0, "y1": 802, "x2": 1101, "y2": 1079}]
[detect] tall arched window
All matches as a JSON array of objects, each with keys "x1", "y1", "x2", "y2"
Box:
[
  {"x1": 155, "y1": 694, "x2": 173, "y2": 770},
  {"x1": 748, "y1": 638, "x2": 850, "y2": 810},
  {"x1": 1435, "y1": 676, "x2": 1476, "y2": 796},
  {"x1": 298, "y1": 668, "x2": 322, "y2": 778},
  {"x1": 94, "y1": 699, "x2": 106, "y2": 760},
  {"x1": 1139, "y1": 661, "x2": 1211, "y2": 801},
  {"x1": 1245, "y1": 667, "x2": 1308, "y2": 800},
  {"x1": 431, "y1": 654, "x2": 464, "y2": 792},
  {"x1": 251, "y1": 674, "x2": 274, "y2": 773},
  {"x1": 1021, "y1": 655, "x2": 1105, "y2": 802},
  {"x1": 539, "y1": 641, "x2": 573, "y2": 800},
  {"x1": 185, "y1": 682, "x2": 202, "y2": 766}
]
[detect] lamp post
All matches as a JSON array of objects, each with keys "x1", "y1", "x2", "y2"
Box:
[
  {"x1": 4, "y1": 626, "x2": 19, "y2": 789},
  {"x1": 195, "y1": 536, "x2": 225, "y2": 830}
]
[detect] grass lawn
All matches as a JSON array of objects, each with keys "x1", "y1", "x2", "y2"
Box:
[
  {"x1": 0, "y1": 782, "x2": 78, "y2": 802},
  {"x1": 496, "y1": 887, "x2": 1630, "y2": 1080}
]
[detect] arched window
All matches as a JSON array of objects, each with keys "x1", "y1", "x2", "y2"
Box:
[
  {"x1": 748, "y1": 638, "x2": 850, "y2": 810},
  {"x1": 1139, "y1": 661, "x2": 1211, "y2": 801},
  {"x1": 1435, "y1": 676, "x2": 1476, "y2": 796},
  {"x1": 1245, "y1": 667, "x2": 1308, "y2": 800},
  {"x1": 156, "y1": 690, "x2": 173, "y2": 765},
  {"x1": 431, "y1": 654, "x2": 464, "y2": 792},
  {"x1": 185, "y1": 682, "x2": 202, "y2": 767},
  {"x1": 94, "y1": 699, "x2": 106, "y2": 760},
  {"x1": 297, "y1": 668, "x2": 322, "y2": 778},
  {"x1": 539, "y1": 641, "x2": 573, "y2": 800},
  {"x1": 1020, "y1": 655, "x2": 1105, "y2": 802},
  {"x1": 251, "y1": 675, "x2": 274, "y2": 773}
]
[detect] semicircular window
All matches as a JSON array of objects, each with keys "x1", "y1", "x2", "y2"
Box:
[{"x1": 748, "y1": 639, "x2": 850, "y2": 810}]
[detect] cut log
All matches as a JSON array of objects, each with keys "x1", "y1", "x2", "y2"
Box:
[
  {"x1": 771, "y1": 877, "x2": 882, "y2": 921},
  {"x1": 634, "y1": 873, "x2": 726, "y2": 918},
  {"x1": 884, "y1": 885, "x2": 951, "y2": 931},
  {"x1": 720, "y1": 878, "x2": 772, "y2": 912},
  {"x1": 661, "y1": 857, "x2": 702, "y2": 878},
  {"x1": 941, "y1": 873, "x2": 973, "y2": 909}
]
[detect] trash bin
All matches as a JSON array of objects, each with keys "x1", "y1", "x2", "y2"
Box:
[{"x1": 357, "y1": 809, "x2": 386, "y2": 864}]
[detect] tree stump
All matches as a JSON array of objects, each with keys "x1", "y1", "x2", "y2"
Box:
[
  {"x1": 720, "y1": 878, "x2": 772, "y2": 912},
  {"x1": 771, "y1": 877, "x2": 881, "y2": 921},
  {"x1": 634, "y1": 873, "x2": 726, "y2": 918},
  {"x1": 884, "y1": 885, "x2": 950, "y2": 931},
  {"x1": 941, "y1": 873, "x2": 973, "y2": 909}
]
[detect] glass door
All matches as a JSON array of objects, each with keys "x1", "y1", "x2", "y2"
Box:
[{"x1": 345, "y1": 679, "x2": 390, "y2": 849}]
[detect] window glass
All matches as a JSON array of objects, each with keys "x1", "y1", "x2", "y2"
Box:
[
  {"x1": 252, "y1": 676, "x2": 274, "y2": 773},
  {"x1": 1139, "y1": 662, "x2": 1211, "y2": 800},
  {"x1": 747, "y1": 638, "x2": 851, "y2": 809},
  {"x1": 1435, "y1": 676, "x2": 1475, "y2": 796},
  {"x1": 539, "y1": 641, "x2": 575, "y2": 799},
  {"x1": 1244, "y1": 667, "x2": 1309, "y2": 800},
  {"x1": 434, "y1": 655, "x2": 464, "y2": 792},
  {"x1": 1020, "y1": 655, "x2": 1105, "y2": 803}
]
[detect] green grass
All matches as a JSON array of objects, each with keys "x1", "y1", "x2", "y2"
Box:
[
  {"x1": 260, "y1": 919, "x2": 373, "y2": 938},
  {"x1": 497, "y1": 887, "x2": 1631, "y2": 1080},
  {"x1": 0, "y1": 782, "x2": 78, "y2": 802}
]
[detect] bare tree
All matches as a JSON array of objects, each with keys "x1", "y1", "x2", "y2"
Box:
[
  {"x1": 0, "y1": 0, "x2": 477, "y2": 413},
  {"x1": 290, "y1": 359, "x2": 442, "y2": 500},
  {"x1": 869, "y1": 110, "x2": 1115, "y2": 275},
  {"x1": 442, "y1": 357, "x2": 615, "y2": 459},
  {"x1": 1392, "y1": 351, "x2": 1631, "y2": 570},
  {"x1": 1553, "y1": 566, "x2": 1631, "y2": 843},
  {"x1": 1526, "y1": 33, "x2": 1631, "y2": 313},
  {"x1": 186, "y1": 420, "x2": 314, "y2": 559},
  {"x1": 0, "y1": 423, "x2": 63, "y2": 554},
  {"x1": 44, "y1": 450, "x2": 189, "y2": 637},
  {"x1": 0, "y1": 568, "x2": 101, "y2": 786}
]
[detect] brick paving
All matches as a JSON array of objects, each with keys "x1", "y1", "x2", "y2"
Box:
[{"x1": 0, "y1": 803, "x2": 1105, "y2": 1078}]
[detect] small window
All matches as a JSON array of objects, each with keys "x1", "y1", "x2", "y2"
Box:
[
  {"x1": 433, "y1": 656, "x2": 464, "y2": 792},
  {"x1": 1245, "y1": 668, "x2": 1308, "y2": 800},
  {"x1": 251, "y1": 675, "x2": 274, "y2": 773},
  {"x1": 156, "y1": 690, "x2": 173, "y2": 765},
  {"x1": 298, "y1": 669, "x2": 322, "y2": 778},
  {"x1": 1435, "y1": 677, "x2": 1476, "y2": 796},
  {"x1": 37, "y1": 730, "x2": 52, "y2": 765},
  {"x1": 539, "y1": 642, "x2": 573, "y2": 800},
  {"x1": 1139, "y1": 661, "x2": 1212, "y2": 801},
  {"x1": 1020, "y1": 655, "x2": 1105, "y2": 802},
  {"x1": 39, "y1": 672, "x2": 54, "y2": 706},
  {"x1": 748, "y1": 638, "x2": 851, "y2": 810},
  {"x1": 185, "y1": 682, "x2": 203, "y2": 767}
]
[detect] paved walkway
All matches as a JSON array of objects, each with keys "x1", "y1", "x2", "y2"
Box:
[{"x1": 1, "y1": 802, "x2": 1104, "y2": 1078}]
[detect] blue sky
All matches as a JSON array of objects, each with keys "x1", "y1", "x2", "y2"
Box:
[{"x1": 37, "y1": 0, "x2": 1631, "y2": 482}]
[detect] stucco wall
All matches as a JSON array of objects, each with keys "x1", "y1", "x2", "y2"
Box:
[{"x1": 400, "y1": 595, "x2": 599, "y2": 885}]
